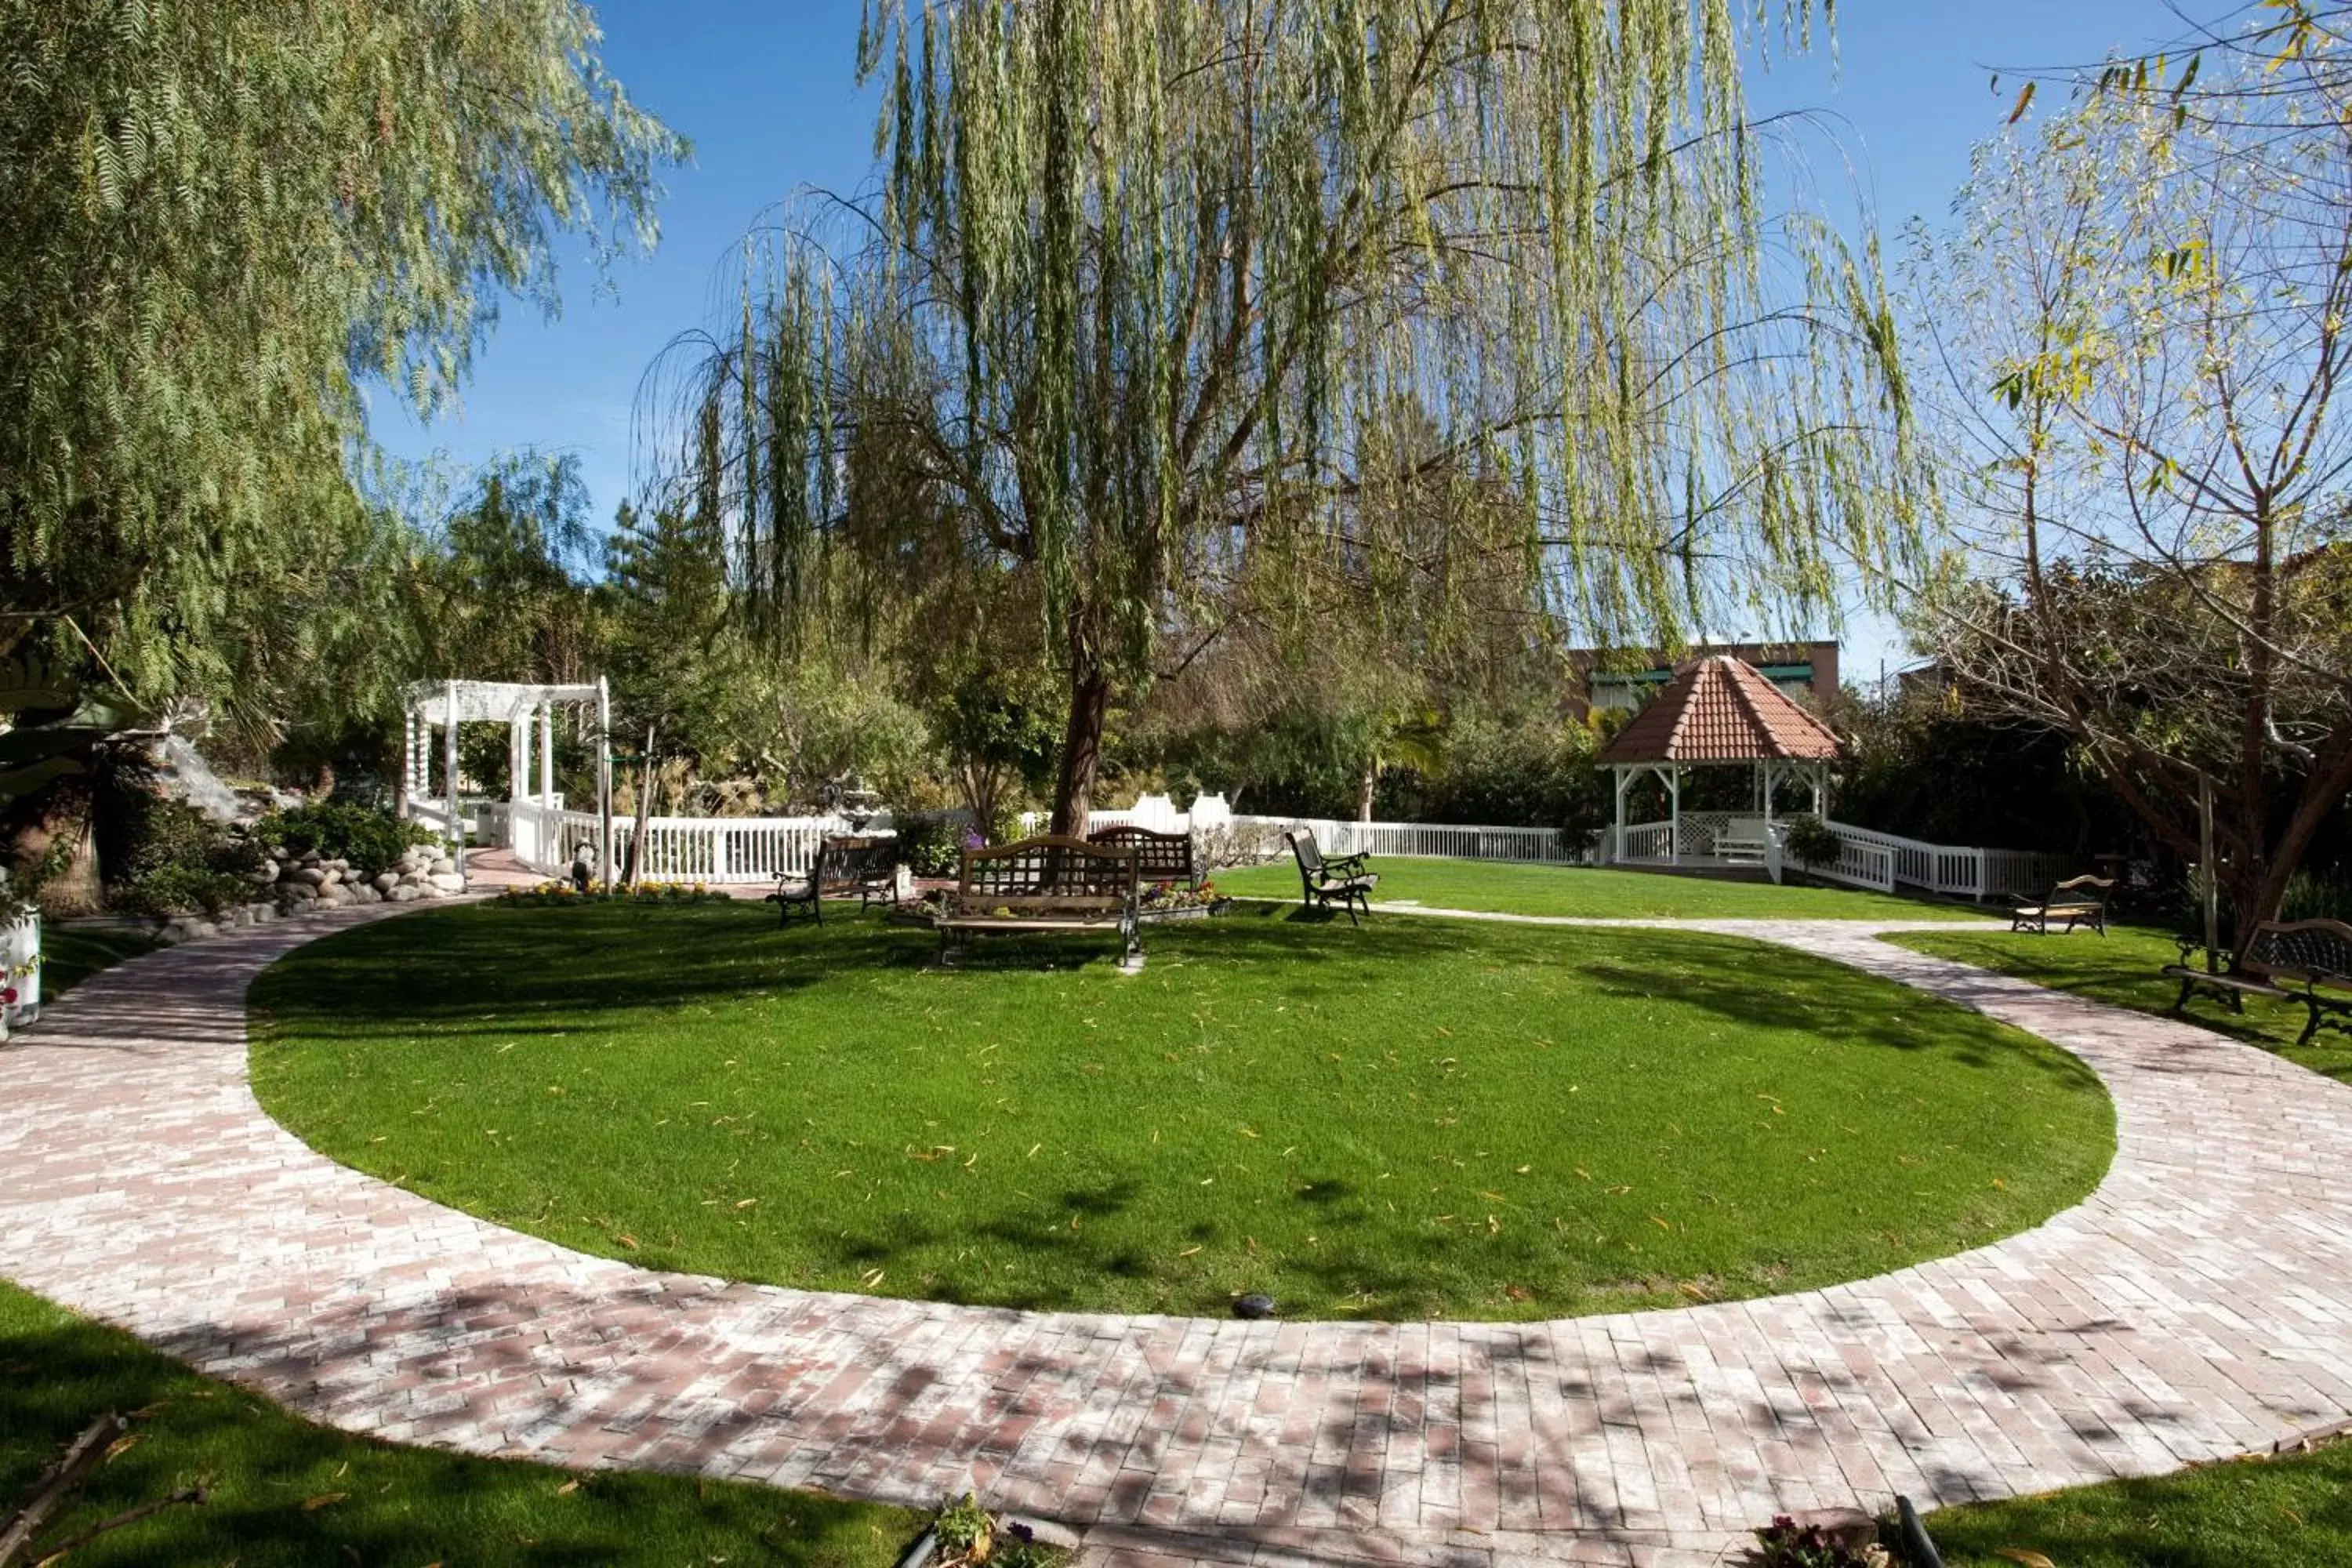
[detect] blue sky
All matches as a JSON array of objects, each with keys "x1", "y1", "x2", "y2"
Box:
[{"x1": 373, "y1": 0, "x2": 2187, "y2": 684}]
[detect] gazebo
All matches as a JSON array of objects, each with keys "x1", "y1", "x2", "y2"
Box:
[
  {"x1": 1596, "y1": 655, "x2": 1841, "y2": 874},
  {"x1": 401, "y1": 679, "x2": 612, "y2": 890}
]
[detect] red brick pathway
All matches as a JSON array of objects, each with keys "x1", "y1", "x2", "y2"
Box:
[{"x1": 5, "y1": 907, "x2": 2351, "y2": 1567}]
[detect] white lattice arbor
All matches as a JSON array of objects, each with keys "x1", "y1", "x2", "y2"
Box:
[{"x1": 401, "y1": 679, "x2": 611, "y2": 891}]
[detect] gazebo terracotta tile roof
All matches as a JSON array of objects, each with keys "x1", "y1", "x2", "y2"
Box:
[{"x1": 1596, "y1": 654, "x2": 1842, "y2": 764}]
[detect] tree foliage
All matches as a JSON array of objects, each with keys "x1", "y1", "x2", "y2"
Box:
[
  {"x1": 656, "y1": 0, "x2": 1921, "y2": 829},
  {"x1": 0, "y1": 0, "x2": 682, "y2": 701},
  {"x1": 1910, "y1": 5, "x2": 2352, "y2": 933}
]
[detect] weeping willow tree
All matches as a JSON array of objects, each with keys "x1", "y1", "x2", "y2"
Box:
[
  {"x1": 660, "y1": 0, "x2": 1919, "y2": 831},
  {"x1": 0, "y1": 0, "x2": 682, "y2": 704}
]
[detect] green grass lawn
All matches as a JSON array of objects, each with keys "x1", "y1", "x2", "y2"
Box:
[
  {"x1": 0, "y1": 1276, "x2": 919, "y2": 1568},
  {"x1": 1211, "y1": 857, "x2": 1986, "y2": 921},
  {"x1": 1923, "y1": 1436, "x2": 2352, "y2": 1567},
  {"x1": 1886, "y1": 926, "x2": 2352, "y2": 1087},
  {"x1": 38, "y1": 924, "x2": 164, "y2": 1000},
  {"x1": 251, "y1": 900, "x2": 2111, "y2": 1322}
]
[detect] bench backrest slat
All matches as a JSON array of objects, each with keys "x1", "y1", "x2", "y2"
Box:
[
  {"x1": 1085, "y1": 825, "x2": 1194, "y2": 884},
  {"x1": 955, "y1": 835, "x2": 1139, "y2": 912},
  {"x1": 2242, "y1": 919, "x2": 2352, "y2": 989}
]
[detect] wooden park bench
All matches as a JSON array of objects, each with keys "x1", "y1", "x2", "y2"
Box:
[
  {"x1": 933, "y1": 835, "x2": 1144, "y2": 972},
  {"x1": 1086, "y1": 823, "x2": 1197, "y2": 888},
  {"x1": 2165, "y1": 918, "x2": 2352, "y2": 1047},
  {"x1": 767, "y1": 834, "x2": 899, "y2": 927},
  {"x1": 1286, "y1": 829, "x2": 1378, "y2": 925},
  {"x1": 2011, "y1": 874, "x2": 2115, "y2": 935}
]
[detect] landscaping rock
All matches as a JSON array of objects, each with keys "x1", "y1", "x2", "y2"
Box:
[
  {"x1": 426, "y1": 872, "x2": 466, "y2": 894},
  {"x1": 372, "y1": 872, "x2": 400, "y2": 893},
  {"x1": 392, "y1": 885, "x2": 423, "y2": 902},
  {"x1": 429, "y1": 856, "x2": 456, "y2": 877},
  {"x1": 292, "y1": 866, "x2": 327, "y2": 887}
]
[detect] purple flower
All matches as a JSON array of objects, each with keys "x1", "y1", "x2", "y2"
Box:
[{"x1": 963, "y1": 830, "x2": 985, "y2": 850}]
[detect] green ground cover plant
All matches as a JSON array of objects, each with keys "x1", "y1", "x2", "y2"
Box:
[
  {"x1": 252, "y1": 901, "x2": 2111, "y2": 1321},
  {"x1": 0, "y1": 1277, "x2": 918, "y2": 1568},
  {"x1": 35, "y1": 926, "x2": 163, "y2": 1001},
  {"x1": 1923, "y1": 1434, "x2": 2352, "y2": 1567},
  {"x1": 1886, "y1": 927, "x2": 2352, "y2": 1087},
  {"x1": 1211, "y1": 857, "x2": 1985, "y2": 921}
]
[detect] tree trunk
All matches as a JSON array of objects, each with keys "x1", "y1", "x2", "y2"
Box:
[
  {"x1": 1357, "y1": 762, "x2": 1377, "y2": 823},
  {"x1": 624, "y1": 725, "x2": 655, "y2": 890},
  {"x1": 1048, "y1": 658, "x2": 1111, "y2": 837}
]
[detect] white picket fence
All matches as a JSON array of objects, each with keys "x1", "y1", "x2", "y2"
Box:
[
  {"x1": 495, "y1": 802, "x2": 884, "y2": 884},
  {"x1": 463, "y1": 789, "x2": 2060, "y2": 899},
  {"x1": 1610, "y1": 813, "x2": 2064, "y2": 899}
]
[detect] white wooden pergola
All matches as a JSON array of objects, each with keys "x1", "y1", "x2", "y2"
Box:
[{"x1": 401, "y1": 679, "x2": 611, "y2": 891}]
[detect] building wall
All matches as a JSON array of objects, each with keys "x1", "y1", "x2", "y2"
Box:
[{"x1": 1566, "y1": 641, "x2": 1840, "y2": 720}]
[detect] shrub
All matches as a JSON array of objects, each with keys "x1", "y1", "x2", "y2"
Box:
[
  {"x1": 1751, "y1": 1515, "x2": 1877, "y2": 1568},
  {"x1": 96, "y1": 782, "x2": 218, "y2": 884},
  {"x1": 113, "y1": 865, "x2": 252, "y2": 918},
  {"x1": 1781, "y1": 814, "x2": 1846, "y2": 869},
  {"x1": 893, "y1": 812, "x2": 967, "y2": 877},
  {"x1": 258, "y1": 801, "x2": 438, "y2": 876}
]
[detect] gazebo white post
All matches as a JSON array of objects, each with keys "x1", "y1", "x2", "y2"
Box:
[
  {"x1": 596, "y1": 677, "x2": 614, "y2": 892},
  {"x1": 443, "y1": 680, "x2": 463, "y2": 891},
  {"x1": 510, "y1": 706, "x2": 532, "y2": 863},
  {"x1": 397, "y1": 709, "x2": 413, "y2": 818},
  {"x1": 1668, "y1": 765, "x2": 1682, "y2": 867},
  {"x1": 538, "y1": 702, "x2": 554, "y2": 808},
  {"x1": 1611, "y1": 765, "x2": 1629, "y2": 863}
]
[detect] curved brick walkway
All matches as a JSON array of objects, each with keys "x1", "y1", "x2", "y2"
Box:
[{"x1": 6, "y1": 908, "x2": 2352, "y2": 1568}]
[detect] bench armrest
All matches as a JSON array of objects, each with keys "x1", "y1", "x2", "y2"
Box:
[
  {"x1": 2173, "y1": 933, "x2": 2231, "y2": 970},
  {"x1": 1324, "y1": 849, "x2": 1370, "y2": 875}
]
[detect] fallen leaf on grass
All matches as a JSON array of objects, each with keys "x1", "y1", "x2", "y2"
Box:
[
  {"x1": 102, "y1": 1434, "x2": 142, "y2": 1462},
  {"x1": 557, "y1": 1479, "x2": 581, "y2": 1495},
  {"x1": 615, "y1": 1235, "x2": 639, "y2": 1250},
  {"x1": 303, "y1": 1493, "x2": 347, "y2": 1511},
  {"x1": 1994, "y1": 1552, "x2": 2055, "y2": 1568},
  {"x1": 1177, "y1": 1246, "x2": 1203, "y2": 1258},
  {"x1": 735, "y1": 1198, "x2": 758, "y2": 1209}
]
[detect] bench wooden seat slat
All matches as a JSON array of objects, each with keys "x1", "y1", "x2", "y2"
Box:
[{"x1": 2163, "y1": 917, "x2": 2352, "y2": 1044}]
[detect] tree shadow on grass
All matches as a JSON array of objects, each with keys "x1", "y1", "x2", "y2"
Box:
[
  {"x1": 1572, "y1": 946, "x2": 2111, "y2": 1093},
  {"x1": 19, "y1": 1269, "x2": 2289, "y2": 1551},
  {"x1": 0, "y1": 1287, "x2": 916, "y2": 1568}
]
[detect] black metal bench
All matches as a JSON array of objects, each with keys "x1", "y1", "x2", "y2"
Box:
[
  {"x1": 767, "y1": 834, "x2": 898, "y2": 926},
  {"x1": 933, "y1": 836, "x2": 1143, "y2": 972},
  {"x1": 1286, "y1": 829, "x2": 1377, "y2": 925},
  {"x1": 2164, "y1": 918, "x2": 2352, "y2": 1046},
  {"x1": 1086, "y1": 823, "x2": 1196, "y2": 888},
  {"x1": 2011, "y1": 874, "x2": 2114, "y2": 935}
]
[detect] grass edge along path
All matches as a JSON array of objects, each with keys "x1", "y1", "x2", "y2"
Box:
[
  {"x1": 1211, "y1": 856, "x2": 1985, "y2": 921},
  {"x1": 36, "y1": 924, "x2": 165, "y2": 1002},
  {"x1": 252, "y1": 900, "x2": 2113, "y2": 1323},
  {"x1": 0, "y1": 1275, "x2": 922, "y2": 1568},
  {"x1": 1921, "y1": 1430, "x2": 2352, "y2": 1567},
  {"x1": 1884, "y1": 925, "x2": 2352, "y2": 1087}
]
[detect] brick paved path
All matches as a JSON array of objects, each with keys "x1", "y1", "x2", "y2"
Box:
[{"x1": 6, "y1": 908, "x2": 2352, "y2": 1567}]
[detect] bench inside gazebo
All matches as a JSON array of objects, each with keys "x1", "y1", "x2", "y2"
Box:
[{"x1": 1596, "y1": 654, "x2": 1842, "y2": 883}]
